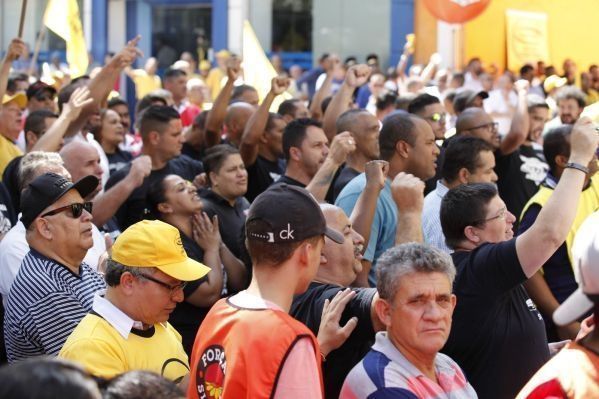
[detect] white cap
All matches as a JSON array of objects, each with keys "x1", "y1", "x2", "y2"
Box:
[{"x1": 553, "y1": 211, "x2": 599, "y2": 326}]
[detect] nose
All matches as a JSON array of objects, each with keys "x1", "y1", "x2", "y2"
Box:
[
  {"x1": 491, "y1": 171, "x2": 498, "y2": 182},
  {"x1": 423, "y1": 301, "x2": 444, "y2": 321},
  {"x1": 81, "y1": 207, "x2": 93, "y2": 222},
  {"x1": 506, "y1": 210, "x2": 516, "y2": 223},
  {"x1": 172, "y1": 287, "x2": 185, "y2": 303}
]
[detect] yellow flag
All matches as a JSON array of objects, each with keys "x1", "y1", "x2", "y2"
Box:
[
  {"x1": 505, "y1": 10, "x2": 549, "y2": 72},
  {"x1": 242, "y1": 20, "x2": 291, "y2": 111},
  {"x1": 43, "y1": 0, "x2": 89, "y2": 78}
]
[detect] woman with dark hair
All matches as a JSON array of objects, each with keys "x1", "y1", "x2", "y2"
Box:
[
  {"x1": 200, "y1": 144, "x2": 251, "y2": 263},
  {"x1": 91, "y1": 109, "x2": 132, "y2": 175},
  {"x1": 147, "y1": 173, "x2": 245, "y2": 354}
]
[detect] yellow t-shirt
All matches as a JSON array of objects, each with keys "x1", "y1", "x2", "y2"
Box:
[
  {"x1": 205, "y1": 67, "x2": 226, "y2": 101},
  {"x1": 132, "y1": 70, "x2": 162, "y2": 99},
  {"x1": 59, "y1": 313, "x2": 189, "y2": 382},
  {"x1": 0, "y1": 134, "x2": 22, "y2": 180}
]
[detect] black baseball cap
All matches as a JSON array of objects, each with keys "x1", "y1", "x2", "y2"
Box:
[
  {"x1": 453, "y1": 89, "x2": 488, "y2": 114},
  {"x1": 26, "y1": 81, "x2": 57, "y2": 101},
  {"x1": 20, "y1": 172, "x2": 99, "y2": 228},
  {"x1": 246, "y1": 184, "x2": 344, "y2": 244}
]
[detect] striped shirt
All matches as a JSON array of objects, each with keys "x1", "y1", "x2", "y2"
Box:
[
  {"x1": 4, "y1": 248, "x2": 106, "y2": 362},
  {"x1": 340, "y1": 332, "x2": 477, "y2": 399},
  {"x1": 422, "y1": 180, "x2": 451, "y2": 253}
]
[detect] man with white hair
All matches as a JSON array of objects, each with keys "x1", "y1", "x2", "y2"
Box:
[{"x1": 340, "y1": 243, "x2": 476, "y2": 398}]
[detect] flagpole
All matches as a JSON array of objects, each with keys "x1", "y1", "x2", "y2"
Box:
[
  {"x1": 28, "y1": 25, "x2": 46, "y2": 76},
  {"x1": 18, "y1": 0, "x2": 28, "y2": 38}
]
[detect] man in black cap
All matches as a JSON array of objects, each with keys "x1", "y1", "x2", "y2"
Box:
[
  {"x1": 452, "y1": 89, "x2": 488, "y2": 115},
  {"x1": 188, "y1": 184, "x2": 356, "y2": 399},
  {"x1": 26, "y1": 81, "x2": 57, "y2": 114},
  {"x1": 4, "y1": 172, "x2": 106, "y2": 362}
]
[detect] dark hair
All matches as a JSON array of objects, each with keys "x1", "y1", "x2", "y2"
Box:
[
  {"x1": 146, "y1": 176, "x2": 171, "y2": 220},
  {"x1": 163, "y1": 67, "x2": 187, "y2": 80},
  {"x1": 203, "y1": 144, "x2": 241, "y2": 185},
  {"x1": 543, "y1": 124, "x2": 572, "y2": 174},
  {"x1": 441, "y1": 137, "x2": 494, "y2": 183},
  {"x1": 394, "y1": 94, "x2": 416, "y2": 111},
  {"x1": 266, "y1": 112, "x2": 284, "y2": 131},
  {"x1": 135, "y1": 94, "x2": 168, "y2": 119},
  {"x1": 139, "y1": 105, "x2": 181, "y2": 140},
  {"x1": 407, "y1": 93, "x2": 441, "y2": 115},
  {"x1": 192, "y1": 110, "x2": 209, "y2": 130},
  {"x1": 104, "y1": 258, "x2": 156, "y2": 287},
  {"x1": 107, "y1": 97, "x2": 128, "y2": 109},
  {"x1": 527, "y1": 96, "x2": 550, "y2": 112},
  {"x1": 336, "y1": 108, "x2": 370, "y2": 134},
  {"x1": 57, "y1": 80, "x2": 87, "y2": 112},
  {"x1": 440, "y1": 183, "x2": 498, "y2": 249},
  {"x1": 451, "y1": 72, "x2": 465, "y2": 86},
  {"x1": 555, "y1": 86, "x2": 586, "y2": 109},
  {"x1": 378, "y1": 113, "x2": 417, "y2": 161},
  {"x1": 24, "y1": 110, "x2": 58, "y2": 142},
  {"x1": 6, "y1": 73, "x2": 28, "y2": 93},
  {"x1": 278, "y1": 99, "x2": 300, "y2": 117},
  {"x1": 246, "y1": 220, "x2": 322, "y2": 266},
  {"x1": 0, "y1": 357, "x2": 100, "y2": 399},
  {"x1": 366, "y1": 53, "x2": 379, "y2": 63},
  {"x1": 282, "y1": 118, "x2": 322, "y2": 160},
  {"x1": 519, "y1": 64, "x2": 534, "y2": 77},
  {"x1": 376, "y1": 91, "x2": 398, "y2": 111},
  {"x1": 104, "y1": 370, "x2": 184, "y2": 399},
  {"x1": 231, "y1": 84, "x2": 257, "y2": 103}
]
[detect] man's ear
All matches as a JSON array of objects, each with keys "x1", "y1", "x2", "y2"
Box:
[
  {"x1": 395, "y1": 140, "x2": 410, "y2": 159},
  {"x1": 148, "y1": 131, "x2": 160, "y2": 146},
  {"x1": 555, "y1": 154, "x2": 568, "y2": 169},
  {"x1": 119, "y1": 272, "x2": 137, "y2": 296},
  {"x1": 374, "y1": 297, "x2": 392, "y2": 329},
  {"x1": 25, "y1": 131, "x2": 38, "y2": 147},
  {"x1": 34, "y1": 218, "x2": 53, "y2": 240},
  {"x1": 463, "y1": 225, "x2": 481, "y2": 244},
  {"x1": 457, "y1": 167, "x2": 470, "y2": 185},
  {"x1": 289, "y1": 146, "x2": 302, "y2": 162}
]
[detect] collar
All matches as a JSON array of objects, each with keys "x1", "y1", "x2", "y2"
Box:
[
  {"x1": 28, "y1": 247, "x2": 83, "y2": 278},
  {"x1": 92, "y1": 292, "x2": 145, "y2": 339},
  {"x1": 372, "y1": 332, "x2": 454, "y2": 377},
  {"x1": 435, "y1": 180, "x2": 449, "y2": 198}
]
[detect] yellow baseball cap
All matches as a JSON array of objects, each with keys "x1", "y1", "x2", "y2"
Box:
[
  {"x1": 112, "y1": 220, "x2": 211, "y2": 281},
  {"x1": 2, "y1": 92, "x2": 27, "y2": 108},
  {"x1": 543, "y1": 75, "x2": 567, "y2": 93},
  {"x1": 215, "y1": 50, "x2": 230, "y2": 59}
]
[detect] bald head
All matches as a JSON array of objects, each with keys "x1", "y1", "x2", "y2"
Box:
[
  {"x1": 455, "y1": 108, "x2": 491, "y2": 134},
  {"x1": 60, "y1": 141, "x2": 104, "y2": 196},
  {"x1": 224, "y1": 103, "x2": 254, "y2": 146}
]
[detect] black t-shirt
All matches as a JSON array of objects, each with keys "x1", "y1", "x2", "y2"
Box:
[
  {"x1": 495, "y1": 144, "x2": 548, "y2": 222},
  {"x1": 105, "y1": 155, "x2": 203, "y2": 230},
  {"x1": 181, "y1": 142, "x2": 206, "y2": 162},
  {"x1": 169, "y1": 231, "x2": 209, "y2": 356},
  {"x1": 442, "y1": 239, "x2": 549, "y2": 399},
  {"x1": 245, "y1": 156, "x2": 285, "y2": 203},
  {"x1": 275, "y1": 174, "x2": 305, "y2": 187},
  {"x1": 332, "y1": 165, "x2": 360, "y2": 203},
  {"x1": 0, "y1": 181, "x2": 16, "y2": 236},
  {"x1": 2, "y1": 155, "x2": 21, "y2": 214},
  {"x1": 290, "y1": 282, "x2": 376, "y2": 399},
  {"x1": 106, "y1": 148, "x2": 133, "y2": 176},
  {"x1": 200, "y1": 189, "x2": 249, "y2": 260}
]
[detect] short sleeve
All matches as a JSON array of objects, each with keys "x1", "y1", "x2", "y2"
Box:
[
  {"x1": 59, "y1": 337, "x2": 127, "y2": 379},
  {"x1": 273, "y1": 337, "x2": 322, "y2": 399}
]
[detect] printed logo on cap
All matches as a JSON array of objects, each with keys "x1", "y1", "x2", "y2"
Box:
[
  {"x1": 195, "y1": 344, "x2": 226, "y2": 399},
  {"x1": 175, "y1": 235, "x2": 185, "y2": 256}
]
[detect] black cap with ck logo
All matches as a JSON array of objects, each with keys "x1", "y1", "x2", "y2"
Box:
[
  {"x1": 20, "y1": 172, "x2": 99, "y2": 228},
  {"x1": 246, "y1": 184, "x2": 344, "y2": 244}
]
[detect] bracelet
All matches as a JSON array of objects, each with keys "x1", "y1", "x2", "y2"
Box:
[{"x1": 565, "y1": 162, "x2": 589, "y2": 174}]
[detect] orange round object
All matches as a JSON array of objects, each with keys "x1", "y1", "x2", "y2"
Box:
[{"x1": 422, "y1": 0, "x2": 491, "y2": 24}]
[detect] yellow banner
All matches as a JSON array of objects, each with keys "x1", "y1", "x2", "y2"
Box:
[
  {"x1": 506, "y1": 9, "x2": 549, "y2": 71},
  {"x1": 43, "y1": 0, "x2": 88, "y2": 78},
  {"x1": 242, "y1": 20, "x2": 291, "y2": 111}
]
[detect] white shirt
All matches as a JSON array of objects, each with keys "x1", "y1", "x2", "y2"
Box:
[
  {"x1": 422, "y1": 180, "x2": 452, "y2": 253},
  {"x1": 0, "y1": 218, "x2": 105, "y2": 305},
  {"x1": 92, "y1": 292, "x2": 146, "y2": 339},
  {"x1": 484, "y1": 89, "x2": 518, "y2": 136}
]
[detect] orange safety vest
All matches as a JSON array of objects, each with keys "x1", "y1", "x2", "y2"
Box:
[{"x1": 187, "y1": 298, "x2": 323, "y2": 399}]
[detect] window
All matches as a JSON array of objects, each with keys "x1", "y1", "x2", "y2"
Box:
[{"x1": 272, "y1": 0, "x2": 312, "y2": 52}]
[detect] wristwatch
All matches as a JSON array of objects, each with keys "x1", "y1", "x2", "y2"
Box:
[{"x1": 565, "y1": 162, "x2": 589, "y2": 174}]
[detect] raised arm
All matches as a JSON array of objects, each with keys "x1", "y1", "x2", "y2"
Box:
[
  {"x1": 420, "y1": 53, "x2": 441, "y2": 83},
  {"x1": 395, "y1": 40, "x2": 414, "y2": 82},
  {"x1": 239, "y1": 76, "x2": 290, "y2": 166},
  {"x1": 322, "y1": 64, "x2": 371, "y2": 142},
  {"x1": 91, "y1": 155, "x2": 151, "y2": 227},
  {"x1": 0, "y1": 38, "x2": 25, "y2": 100},
  {"x1": 309, "y1": 57, "x2": 335, "y2": 121},
  {"x1": 31, "y1": 86, "x2": 93, "y2": 152},
  {"x1": 391, "y1": 172, "x2": 425, "y2": 244},
  {"x1": 204, "y1": 57, "x2": 241, "y2": 147},
  {"x1": 516, "y1": 117, "x2": 599, "y2": 277},
  {"x1": 499, "y1": 80, "x2": 530, "y2": 155},
  {"x1": 306, "y1": 131, "x2": 355, "y2": 201}
]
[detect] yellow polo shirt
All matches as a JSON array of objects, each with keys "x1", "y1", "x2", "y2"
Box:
[
  {"x1": 131, "y1": 70, "x2": 162, "y2": 99},
  {"x1": 0, "y1": 134, "x2": 22, "y2": 180}
]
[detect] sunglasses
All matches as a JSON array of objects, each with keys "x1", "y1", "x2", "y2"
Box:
[{"x1": 41, "y1": 202, "x2": 93, "y2": 219}]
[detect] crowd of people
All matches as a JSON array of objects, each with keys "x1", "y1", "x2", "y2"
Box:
[{"x1": 0, "y1": 32, "x2": 598, "y2": 399}]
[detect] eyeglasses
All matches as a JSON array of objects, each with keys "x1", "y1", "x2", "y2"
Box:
[
  {"x1": 428, "y1": 112, "x2": 447, "y2": 123},
  {"x1": 467, "y1": 122, "x2": 499, "y2": 132},
  {"x1": 136, "y1": 273, "x2": 187, "y2": 296},
  {"x1": 41, "y1": 202, "x2": 93, "y2": 219},
  {"x1": 474, "y1": 206, "x2": 507, "y2": 225}
]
